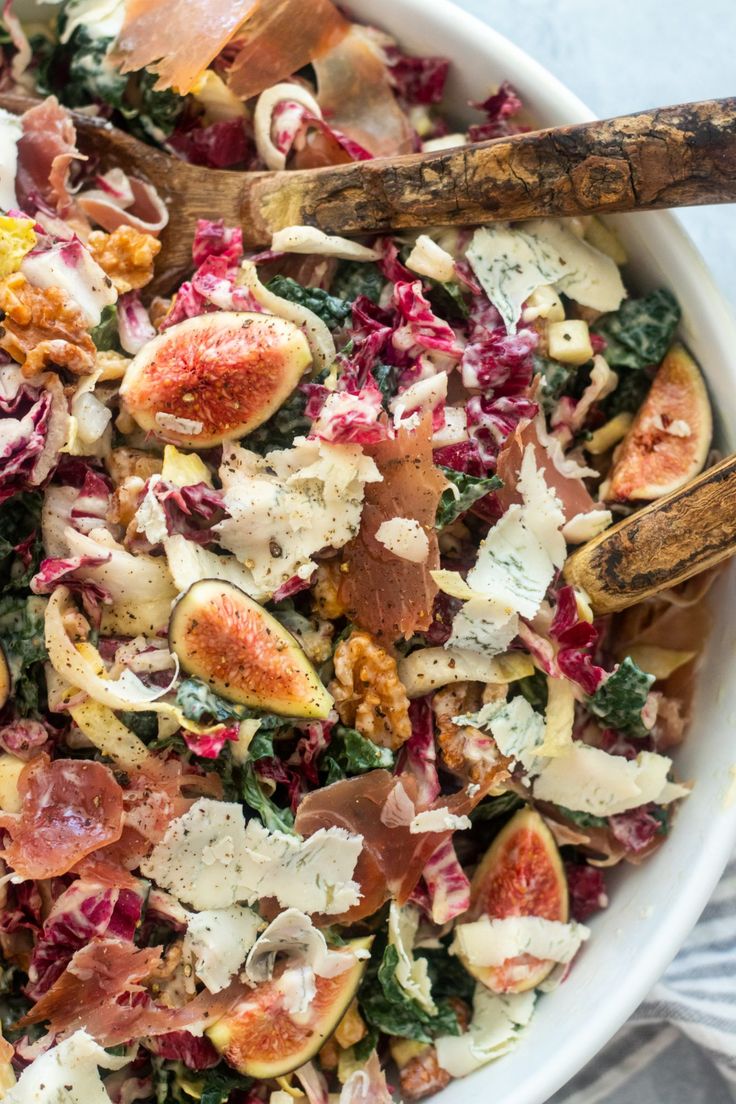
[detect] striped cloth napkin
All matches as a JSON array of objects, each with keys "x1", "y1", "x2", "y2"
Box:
[{"x1": 551, "y1": 855, "x2": 736, "y2": 1103}]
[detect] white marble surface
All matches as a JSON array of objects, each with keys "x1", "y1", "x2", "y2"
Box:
[{"x1": 455, "y1": 0, "x2": 736, "y2": 312}]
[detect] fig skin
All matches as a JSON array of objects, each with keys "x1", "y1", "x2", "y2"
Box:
[
  {"x1": 119, "y1": 311, "x2": 312, "y2": 448},
  {"x1": 207, "y1": 937, "x2": 371, "y2": 1079},
  {"x1": 460, "y1": 806, "x2": 568, "y2": 994},
  {"x1": 608, "y1": 344, "x2": 712, "y2": 502},
  {"x1": 169, "y1": 578, "x2": 333, "y2": 719}
]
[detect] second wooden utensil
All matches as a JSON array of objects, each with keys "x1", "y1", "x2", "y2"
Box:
[{"x1": 564, "y1": 454, "x2": 736, "y2": 615}]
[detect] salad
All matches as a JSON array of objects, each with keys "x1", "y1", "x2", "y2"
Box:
[{"x1": 0, "y1": 0, "x2": 716, "y2": 1102}]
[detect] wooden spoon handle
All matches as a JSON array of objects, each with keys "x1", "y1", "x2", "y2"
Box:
[
  {"x1": 242, "y1": 98, "x2": 736, "y2": 243},
  {"x1": 563, "y1": 455, "x2": 736, "y2": 615}
]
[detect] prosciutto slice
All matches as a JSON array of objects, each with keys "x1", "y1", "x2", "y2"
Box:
[
  {"x1": 339, "y1": 414, "x2": 446, "y2": 642},
  {"x1": 0, "y1": 757, "x2": 124, "y2": 879},
  {"x1": 496, "y1": 417, "x2": 595, "y2": 522},
  {"x1": 16, "y1": 97, "x2": 83, "y2": 214},
  {"x1": 20, "y1": 939, "x2": 238, "y2": 1045},
  {"x1": 313, "y1": 26, "x2": 415, "y2": 157},
  {"x1": 226, "y1": 0, "x2": 349, "y2": 100},
  {"x1": 294, "y1": 770, "x2": 472, "y2": 923},
  {"x1": 77, "y1": 170, "x2": 169, "y2": 236}
]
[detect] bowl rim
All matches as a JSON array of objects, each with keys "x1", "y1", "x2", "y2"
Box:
[{"x1": 345, "y1": 0, "x2": 736, "y2": 1099}]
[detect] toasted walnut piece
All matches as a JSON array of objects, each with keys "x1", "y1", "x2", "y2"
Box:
[
  {"x1": 312, "y1": 560, "x2": 346, "y2": 619},
  {"x1": 96, "y1": 350, "x2": 131, "y2": 381},
  {"x1": 330, "y1": 630, "x2": 412, "y2": 750},
  {"x1": 108, "y1": 475, "x2": 146, "y2": 530},
  {"x1": 434, "y1": 681, "x2": 510, "y2": 788},
  {"x1": 107, "y1": 446, "x2": 163, "y2": 485},
  {"x1": 318, "y1": 1038, "x2": 339, "y2": 1070},
  {"x1": 398, "y1": 1046, "x2": 451, "y2": 1101},
  {"x1": 0, "y1": 274, "x2": 95, "y2": 378},
  {"x1": 88, "y1": 226, "x2": 162, "y2": 294},
  {"x1": 334, "y1": 1000, "x2": 366, "y2": 1049},
  {"x1": 149, "y1": 295, "x2": 172, "y2": 330}
]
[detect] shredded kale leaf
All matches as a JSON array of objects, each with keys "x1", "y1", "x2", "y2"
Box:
[
  {"x1": 117, "y1": 710, "x2": 159, "y2": 744},
  {"x1": 331, "y1": 261, "x2": 385, "y2": 305},
  {"x1": 176, "y1": 678, "x2": 243, "y2": 727},
  {"x1": 436, "y1": 467, "x2": 502, "y2": 528},
  {"x1": 242, "y1": 762, "x2": 295, "y2": 834},
  {"x1": 360, "y1": 943, "x2": 463, "y2": 1043},
  {"x1": 243, "y1": 385, "x2": 312, "y2": 454},
  {"x1": 90, "y1": 305, "x2": 122, "y2": 353},
  {"x1": 427, "y1": 278, "x2": 470, "y2": 320},
  {"x1": 534, "y1": 354, "x2": 576, "y2": 414},
  {"x1": 199, "y1": 1066, "x2": 254, "y2": 1104},
  {"x1": 558, "y1": 807, "x2": 608, "y2": 829},
  {"x1": 372, "y1": 363, "x2": 399, "y2": 408},
  {"x1": 420, "y1": 942, "x2": 476, "y2": 1005},
  {"x1": 0, "y1": 595, "x2": 48, "y2": 715},
  {"x1": 0, "y1": 493, "x2": 43, "y2": 593},
  {"x1": 267, "y1": 276, "x2": 352, "y2": 331},
  {"x1": 603, "y1": 369, "x2": 651, "y2": 417},
  {"x1": 321, "y1": 725, "x2": 394, "y2": 784},
  {"x1": 470, "y1": 791, "x2": 524, "y2": 823},
  {"x1": 593, "y1": 289, "x2": 681, "y2": 372},
  {"x1": 588, "y1": 657, "x2": 655, "y2": 737}
]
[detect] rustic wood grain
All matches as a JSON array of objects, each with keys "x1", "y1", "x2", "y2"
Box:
[
  {"x1": 563, "y1": 454, "x2": 736, "y2": 615},
  {"x1": 3, "y1": 94, "x2": 735, "y2": 288}
]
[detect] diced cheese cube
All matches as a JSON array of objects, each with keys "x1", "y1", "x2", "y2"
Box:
[
  {"x1": 523, "y1": 284, "x2": 565, "y2": 322},
  {"x1": 548, "y1": 320, "x2": 594, "y2": 365}
]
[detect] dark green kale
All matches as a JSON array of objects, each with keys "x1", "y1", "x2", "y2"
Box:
[
  {"x1": 0, "y1": 493, "x2": 43, "y2": 592},
  {"x1": 242, "y1": 762, "x2": 295, "y2": 834},
  {"x1": 557, "y1": 807, "x2": 608, "y2": 829},
  {"x1": 436, "y1": 467, "x2": 502, "y2": 528},
  {"x1": 321, "y1": 725, "x2": 394, "y2": 784},
  {"x1": 116, "y1": 710, "x2": 159, "y2": 743},
  {"x1": 427, "y1": 278, "x2": 470, "y2": 320},
  {"x1": 372, "y1": 363, "x2": 399, "y2": 408},
  {"x1": 593, "y1": 289, "x2": 681, "y2": 372},
  {"x1": 470, "y1": 791, "x2": 524, "y2": 824},
  {"x1": 267, "y1": 276, "x2": 351, "y2": 331},
  {"x1": 176, "y1": 678, "x2": 243, "y2": 726},
  {"x1": 588, "y1": 656, "x2": 655, "y2": 737},
  {"x1": 0, "y1": 595, "x2": 47, "y2": 715},
  {"x1": 331, "y1": 261, "x2": 385, "y2": 305},
  {"x1": 90, "y1": 305, "x2": 122, "y2": 353},
  {"x1": 603, "y1": 370, "x2": 651, "y2": 418},
  {"x1": 199, "y1": 1065, "x2": 254, "y2": 1104},
  {"x1": 515, "y1": 669, "x2": 549, "y2": 711},
  {"x1": 242, "y1": 385, "x2": 312, "y2": 454},
  {"x1": 360, "y1": 943, "x2": 463, "y2": 1043},
  {"x1": 534, "y1": 354, "x2": 576, "y2": 414}
]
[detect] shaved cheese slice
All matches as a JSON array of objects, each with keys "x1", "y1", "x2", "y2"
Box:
[
  {"x1": 397, "y1": 646, "x2": 533, "y2": 698},
  {"x1": 466, "y1": 220, "x2": 624, "y2": 334},
  {"x1": 435, "y1": 986, "x2": 536, "y2": 1078},
  {"x1": 239, "y1": 820, "x2": 363, "y2": 916},
  {"x1": 447, "y1": 597, "x2": 519, "y2": 657},
  {"x1": 388, "y1": 902, "x2": 436, "y2": 1014},
  {"x1": 533, "y1": 744, "x2": 688, "y2": 815},
  {"x1": 453, "y1": 915, "x2": 590, "y2": 968},
  {"x1": 409, "y1": 809, "x2": 471, "y2": 834},
  {"x1": 455, "y1": 697, "x2": 545, "y2": 774},
  {"x1": 244, "y1": 907, "x2": 360, "y2": 986},
  {"x1": 272, "y1": 226, "x2": 379, "y2": 262},
  {"x1": 562, "y1": 509, "x2": 612, "y2": 544},
  {"x1": 3, "y1": 1029, "x2": 129, "y2": 1104},
  {"x1": 184, "y1": 906, "x2": 261, "y2": 993},
  {"x1": 375, "y1": 517, "x2": 430, "y2": 563}
]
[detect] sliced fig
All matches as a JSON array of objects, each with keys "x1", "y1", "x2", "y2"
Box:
[
  {"x1": 169, "y1": 578, "x2": 333, "y2": 719},
  {"x1": 0, "y1": 645, "x2": 9, "y2": 711},
  {"x1": 608, "y1": 344, "x2": 712, "y2": 501},
  {"x1": 120, "y1": 311, "x2": 312, "y2": 448},
  {"x1": 207, "y1": 937, "x2": 371, "y2": 1079},
  {"x1": 461, "y1": 806, "x2": 568, "y2": 994}
]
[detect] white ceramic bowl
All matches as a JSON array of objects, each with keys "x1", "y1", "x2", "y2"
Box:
[
  {"x1": 15, "y1": 0, "x2": 736, "y2": 1098},
  {"x1": 342, "y1": 1, "x2": 736, "y2": 1101}
]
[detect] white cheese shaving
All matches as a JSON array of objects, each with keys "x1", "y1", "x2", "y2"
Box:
[
  {"x1": 533, "y1": 743, "x2": 689, "y2": 815},
  {"x1": 374, "y1": 517, "x2": 430, "y2": 563},
  {"x1": 466, "y1": 219, "x2": 625, "y2": 333},
  {"x1": 409, "y1": 808, "x2": 471, "y2": 834},
  {"x1": 0, "y1": 109, "x2": 23, "y2": 212},
  {"x1": 273, "y1": 965, "x2": 317, "y2": 1015},
  {"x1": 60, "y1": 0, "x2": 125, "y2": 43},
  {"x1": 155, "y1": 412, "x2": 204, "y2": 437},
  {"x1": 134, "y1": 475, "x2": 169, "y2": 545},
  {"x1": 388, "y1": 902, "x2": 436, "y2": 1014},
  {"x1": 184, "y1": 905, "x2": 261, "y2": 993},
  {"x1": 405, "y1": 234, "x2": 456, "y2": 284},
  {"x1": 447, "y1": 597, "x2": 519, "y2": 657},
  {"x1": 239, "y1": 820, "x2": 363, "y2": 916},
  {"x1": 141, "y1": 798, "x2": 248, "y2": 910},
  {"x1": 3, "y1": 1029, "x2": 129, "y2": 1104},
  {"x1": 215, "y1": 439, "x2": 381, "y2": 598},
  {"x1": 562, "y1": 508, "x2": 613, "y2": 544},
  {"x1": 271, "y1": 226, "x2": 380, "y2": 262},
  {"x1": 435, "y1": 986, "x2": 536, "y2": 1078},
  {"x1": 243, "y1": 908, "x2": 360, "y2": 986},
  {"x1": 453, "y1": 915, "x2": 590, "y2": 968},
  {"x1": 454, "y1": 696, "x2": 545, "y2": 774}
]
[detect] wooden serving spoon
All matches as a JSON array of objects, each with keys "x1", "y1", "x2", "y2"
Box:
[
  {"x1": 2, "y1": 93, "x2": 736, "y2": 289},
  {"x1": 564, "y1": 454, "x2": 736, "y2": 614}
]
